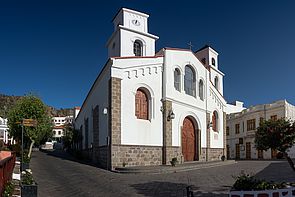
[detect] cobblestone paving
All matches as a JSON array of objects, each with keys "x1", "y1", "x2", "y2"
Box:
[{"x1": 31, "y1": 150, "x2": 295, "y2": 197}]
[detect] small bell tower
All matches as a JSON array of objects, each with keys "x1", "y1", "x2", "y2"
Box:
[
  {"x1": 195, "y1": 45, "x2": 225, "y2": 95},
  {"x1": 106, "y1": 8, "x2": 159, "y2": 58}
]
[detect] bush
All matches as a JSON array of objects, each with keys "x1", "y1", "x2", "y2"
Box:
[
  {"x1": 22, "y1": 170, "x2": 34, "y2": 185},
  {"x1": 8, "y1": 144, "x2": 21, "y2": 157},
  {"x1": 232, "y1": 172, "x2": 287, "y2": 191},
  {"x1": 3, "y1": 181, "x2": 14, "y2": 197}
]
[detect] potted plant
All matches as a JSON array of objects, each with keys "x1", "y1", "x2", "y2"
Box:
[
  {"x1": 221, "y1": 155, "x2": 226, "y2": 161},
  {"x1": 170, "y1": 157, "x2": 178, "y2": 167},
  {"x1": 21, "y1": 153, "x2": 30, "y2": 171},
  {"x1": 21, "y1": 170, "x2": 37, "y2": 197}
]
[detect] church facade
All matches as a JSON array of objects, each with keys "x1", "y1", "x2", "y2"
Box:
[{"x1": 74, "y1": 8, "x2": 227, "y2": 169}]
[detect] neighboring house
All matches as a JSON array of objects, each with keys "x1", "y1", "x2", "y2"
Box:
[
  {"x1": 0, "y1": 117, "x2": 15, "y2": 145},
  {"x1": 52, "y1": 115, "x2": 74, "y2": 141},
  {"x1": 74, "y1": 8, "x2": 228, "y2": 170},
  {"x1": 226, "y1": 100, "x2": 295, "y2": 159}
]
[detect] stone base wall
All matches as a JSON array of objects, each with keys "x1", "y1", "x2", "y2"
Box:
[
  {"x1": 200, "y1": 148, "x2": 224, "y2": 161},
  {"x1": 97, "y1": 146, "x2": 109, "y2": 169},
  {"x1": 208, "y1": 148, "x2": 224, "y2": 161},
  {"x1": 165, "y1": 146, "x2": 182, "y2": 164},
  {"x1": 111, "y1": 144, "x2": 162, "y2": 168},
  {"x1": 200, "y1": 148, "x2": 207, "y2": 161}
]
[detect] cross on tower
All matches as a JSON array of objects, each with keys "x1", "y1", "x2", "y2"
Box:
[{"x1": 187, "y1": 41, "x2": 194, "y2": 50}]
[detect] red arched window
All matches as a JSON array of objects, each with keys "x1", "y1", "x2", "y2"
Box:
[
  {"x1": 135, "y1": 89, "x2": 148, "y2": 120},
  {"x1": 212, "y1": 111, "x2": 218, "y2": 132}
]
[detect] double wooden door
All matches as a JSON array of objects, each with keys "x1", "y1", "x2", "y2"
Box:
[{"x1": 182, "y1": 117, "x2": 197, "y2": 162}]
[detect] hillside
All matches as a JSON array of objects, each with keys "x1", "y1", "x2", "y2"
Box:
[{"x1": 0, "y1": 94, "x2": 74, "y2": 118}]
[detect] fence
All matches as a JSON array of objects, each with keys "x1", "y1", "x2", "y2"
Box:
[{"x1": 0, "y1": 152, "x2": 16, "y2": 197}]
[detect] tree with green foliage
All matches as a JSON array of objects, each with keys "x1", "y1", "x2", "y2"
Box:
[
  {"x1": 62, "y1": 123, "x2": 74, "y2": 150},
  {"x1": 255, "y1": 118, "x2": 295, "y2": 171},
  {"x1": 7, "y1": 95, "x2": 52, "y2": 158},
  {"x1": 62, "y1": 122, "x2": 82, "y2": 151}
]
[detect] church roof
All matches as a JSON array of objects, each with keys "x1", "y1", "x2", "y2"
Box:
[
  {"x1": 111, "y1": 7, "x2": 149, "y2": 22},
  {"x1": 194, "y1": 44, "x2": 219, "y2": 54},
  {"x1": 112, "y1": 55, "x2": 163, "y2": 60}
]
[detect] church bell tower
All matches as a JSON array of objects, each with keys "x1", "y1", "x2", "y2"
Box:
[{"x1": 106, "y1": 8, "x2": 159, "y2": 58}]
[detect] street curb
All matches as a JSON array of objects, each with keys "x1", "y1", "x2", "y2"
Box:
[{"x1": 113, "y1": 160, "x2": 237, "y2": 174}]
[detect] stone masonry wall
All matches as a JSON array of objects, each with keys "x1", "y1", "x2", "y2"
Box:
[
  {"x1": 200, "y1": 148, "x2": 207, "y2": 161},
  {"x1": 111, "y1": 145, "x2": 162, "y2": 168},
  {"x1": 166, "y1": 146, "x2": 182, "y2": 164},
  {"x1": 223, "y1": 112, "x2": 226, "y2": 160},
  {"x1": 110, "y1": 77, "x2": 121, "y2": 145},
  {"x1": 162, "y1": 100, "x2": 173, "y2": 164},
  {"x1": 98, "y1": 146, "x2": 108, "y2": 169},
  {"x1": 110, "y1": 77, "x2": 122, "y2": 169},
  {"x1": 208, "y1": 148, "x2": 224, "y2": 161}
]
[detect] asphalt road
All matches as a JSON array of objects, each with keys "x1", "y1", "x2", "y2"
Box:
[{"x1": 30, "y1": 150, "x2": 295, "y2": 197}]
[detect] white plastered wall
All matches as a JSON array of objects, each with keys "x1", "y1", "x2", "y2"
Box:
[
  {"x1": 74, "y1": 64, "x2": 111, "y2": 149},
  {"x1": 164, "y1": 49, "x2": 226, "y2": 149},
  {"x1": 112, "y1": 57, "x2": 164, "y2": 146}
]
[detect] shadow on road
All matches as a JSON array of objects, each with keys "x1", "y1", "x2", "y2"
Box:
[
  {"x1": 254, "y1": 160, "x2": 295, "y2": 182},
  {"x1": 130, "y1": 181, "x2": 228, "y2": 197},
  {"x1": 36, "y1": 149, "x2": 102, "y2": 169}
]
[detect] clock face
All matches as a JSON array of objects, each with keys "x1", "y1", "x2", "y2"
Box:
[{"x1": 132, "y1": 19, "x2": 140, "y2": 26}]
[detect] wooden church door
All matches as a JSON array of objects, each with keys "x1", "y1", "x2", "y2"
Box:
[{"x1": 182, "y1": 117, "x2": 196, "y2": 162}]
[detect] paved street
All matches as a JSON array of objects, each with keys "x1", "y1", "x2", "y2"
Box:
[{"x1": 31, "y1": 150, "x2": 295, "y2": 197}]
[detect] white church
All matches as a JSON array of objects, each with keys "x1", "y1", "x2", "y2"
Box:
[{"x1": 74, "y1": 8, "x2": 228, "y2": 169}]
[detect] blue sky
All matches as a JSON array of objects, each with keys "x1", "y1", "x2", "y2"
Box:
[{"x1": 1, "y1": 0, "x2": 295, "y2": 109}]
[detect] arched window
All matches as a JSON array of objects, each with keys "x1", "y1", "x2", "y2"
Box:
[
  {"x1": 133, "y1": 40, "x2": 142, "y2": 56},
  {"x1": 199, "y1": 79, "x2": 204, "y2": 100},
  {"x1": 214, "y1": 76, "x2": 219, "y2": 90},
  {"x1": 135, "y1": 89, "x2": 149, "y2": 120},
  {"x1": 184, "y1": 65, "x2": 196, "y2": 97},
  {"x1": 212, "y1": 58, "x2": 216, "y2": 66},
  {"x1": 212, "y1": 111, "x2": 218, "y2": 132},
  {"x1": 174, "y1": 68, "x2": 181, "y2": 91}
]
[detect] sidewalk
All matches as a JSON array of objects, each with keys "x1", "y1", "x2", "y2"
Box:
[
  {"x1": 11, "y1": 159, "x2": 21, "y2": 197},
  {"x1": 114, "y1": 159, "x2": 237, "y2": 174}
]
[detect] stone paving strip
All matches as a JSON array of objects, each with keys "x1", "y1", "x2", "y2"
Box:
[{"x1": 114, "y1": 160, "x2": 237, "y2": 174}]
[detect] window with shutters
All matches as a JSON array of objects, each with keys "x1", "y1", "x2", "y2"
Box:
[
  {"x1": 212, "y1": 111, "x2": 218, "y2": 132},
  {"x1": 135, "y1": 89, "x2": 149, "y2": 120},
  {"x1": 226, "y1": 126, "x2": 229, "y2": 136},
  {"x1": 247, "y1": 119, "x2": 256, "y2": 131},
  {"x1": 235, "y1": 124, "x2": 240, "y2": 134},
  {"x1": 270, "y1": 115, "x2": 277, "y2": 121}
]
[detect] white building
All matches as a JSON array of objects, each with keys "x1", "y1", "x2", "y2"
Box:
[
  {"x1": 52, "y1": 115, "x2": 74, "y2": 140},
  {"x1": 0, "y1": 117, "x2": 14, "y2": 145},
  {"x1": 74, "y1": 8, "x2": 228, "y2": 169},
  {"x1": 226, "y1": 100, "x2": 295, "y2": 159}
]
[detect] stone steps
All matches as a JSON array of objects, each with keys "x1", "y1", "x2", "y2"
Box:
[{"x1": 114, "y1": 160, "x2": 237, "y2": 174}]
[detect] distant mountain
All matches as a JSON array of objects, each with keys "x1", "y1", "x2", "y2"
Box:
[
  {"x1": 0, "y1": 94, "x2": 22, "y2": 118},
  {"x1": 0, "y1": 94, "x2": 74, "y2": 118}
]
